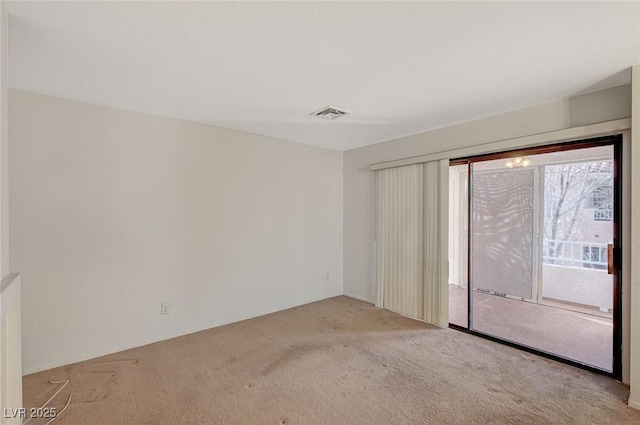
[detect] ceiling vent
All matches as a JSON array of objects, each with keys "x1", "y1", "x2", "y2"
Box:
[{"x1": 311, "y1": 105, "x2": 350, "y2": 120}]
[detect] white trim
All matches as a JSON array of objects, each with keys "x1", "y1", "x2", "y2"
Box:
[
  {"x1": 1, "y1": 273, "x2": 22, "y2": 413},
  {"x1": 370, "y1": 118, "x2": 631, "y2": 171},
  {"x1": 22, "y1": 324, "x2": 223, "y2": 376},
  {"x1": 343, "y1": 292, "x2": 375, "y2": 304},
  {"x1": 628, "y1": 65, "x2": 640, "y2": 409},
  {"x1": 629, "y1": 400, "x2": 640, "y2": 411},
  {"x1": 22, "y1": 292, "x2": 340, "y2": 375}
]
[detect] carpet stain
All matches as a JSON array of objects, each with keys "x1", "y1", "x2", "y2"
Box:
[
  {"x1": 260, "y1": 344, "x2": 324, "y2": 376},
  {"x1": 194, "y1": 363, "x2": 229, "y2": 380},
  {"x1": 72, "y1": 389, "x2": 107, "y2": 404}
]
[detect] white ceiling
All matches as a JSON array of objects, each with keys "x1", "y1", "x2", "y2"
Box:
[{"x1": 6, "y1": 1, "x2": 640, "y2": 151}]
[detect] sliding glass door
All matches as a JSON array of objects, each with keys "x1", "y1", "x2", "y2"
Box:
[
  {"x1": 449, "y1": 137, "x2": 621, "y2": 377},
  {"x1": 471, "y1": 166, "x2": 535, "y2": 299}
]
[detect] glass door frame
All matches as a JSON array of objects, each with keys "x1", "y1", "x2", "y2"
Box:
[{"x1": 449, "y1": 135, "x2": 623, "y2": 380}]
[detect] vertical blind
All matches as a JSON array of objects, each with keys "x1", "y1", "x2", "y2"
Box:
[
  {"x1": 375, "y1": 160, "x2": 448, "y2": 326},
  {"x1": 375, "y1": 164, "x2": 424, "y2": 319}
]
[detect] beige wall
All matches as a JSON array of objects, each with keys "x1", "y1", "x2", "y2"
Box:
[
  {"x1": 343, "y1": 84, "x2": 632, "y2": 382},
  {"x1": 9, "y1": 89, "x2": 343, "y2": 374}
]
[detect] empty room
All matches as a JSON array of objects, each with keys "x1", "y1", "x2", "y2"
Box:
[{"x1": 1, "y1": 1, "x2": 640, "y2": 424}]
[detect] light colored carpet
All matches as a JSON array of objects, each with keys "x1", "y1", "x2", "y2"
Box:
[
  {"x1": 449, "y1": 285, "x2": 613, "y2": 370},
  {"x1": 23, "y1": 296, "x2": 640, "y2": 425}
]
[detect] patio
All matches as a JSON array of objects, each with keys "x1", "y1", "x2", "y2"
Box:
[{"x1": 449, "y1": 284, "x2": 613, "y2": 371}]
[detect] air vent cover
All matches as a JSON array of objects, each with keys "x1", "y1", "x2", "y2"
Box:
[{"x1": 311, "y1": 105, "x2": 350, "y2": 120}]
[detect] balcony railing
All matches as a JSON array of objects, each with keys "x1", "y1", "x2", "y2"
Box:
[{"x1": 543, "y1": 239, "x2": 608, "y2": 270}]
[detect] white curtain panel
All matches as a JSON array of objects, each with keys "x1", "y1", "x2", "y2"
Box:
[
  {"x1": 423, "y1": 160, "x2": 449, "y2": 326},
  {"x1": 375, "y1": 160, "x2": 448, "y2": 326},
  {"x1": 375, "y1": 163, "x2": 424, "y2": 319}
]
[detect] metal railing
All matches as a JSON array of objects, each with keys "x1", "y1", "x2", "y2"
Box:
[
  {"x1": 593, "y1": 209, "x2": 613, "y2": 221},
  {"x1": 543, "y1": 239, "x2": 608, "y2": 270}
]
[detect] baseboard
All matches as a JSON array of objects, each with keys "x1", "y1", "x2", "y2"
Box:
[
  {"x1": 22, "y1": 292, "x2": 341, "y2": 376},
  {"x1": 23, "y1": 323, "x2": 222, "y2": 375},
  {"x1": 629, "y1": 399, "x2": 640, "y2": 411},
  {"x1": 343, "y1": 292, "x2": 375, "y2": 304}
]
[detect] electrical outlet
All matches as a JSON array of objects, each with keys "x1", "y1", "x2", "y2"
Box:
[{"x1": 161, "y1": 302, "x2": 170, "y2": 315}]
